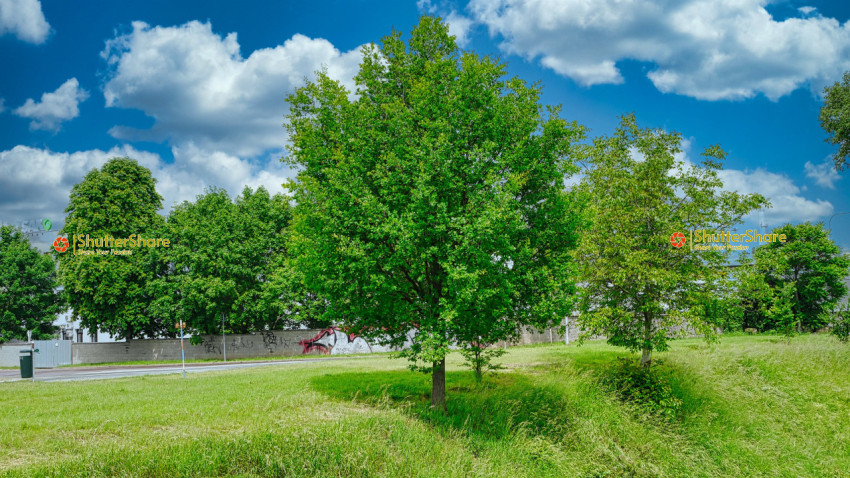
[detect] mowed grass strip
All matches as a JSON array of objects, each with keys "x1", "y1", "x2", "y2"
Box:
[{"x1": 0, "y1": 335, "x2": 848, "y2": 477}]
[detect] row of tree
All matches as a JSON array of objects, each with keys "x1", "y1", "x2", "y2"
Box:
[
  {"x1": 55, "y1": 159, "x2": 331, "y2": 341},
  {"x1": 1, "y1": 16, "x2": 848, "y2": 410}
]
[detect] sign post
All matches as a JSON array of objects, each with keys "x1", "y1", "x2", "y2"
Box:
[{"x1": 176, "y1": 321, "x2": 186, "y2": 379}]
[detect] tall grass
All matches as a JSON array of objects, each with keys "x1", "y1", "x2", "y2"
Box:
[{"x1": 0, "y1": 334, "x2": 847, "y2": 477}]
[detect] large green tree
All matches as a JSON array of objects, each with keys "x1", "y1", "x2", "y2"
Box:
[
  {"x1": 739, "y1": 222, "x2": 849, "y2": 332},
  {"x1": 820, "y1": 71, "x2": 850, "y2": 171},
  {"x1": 0, "y1": 226, "x2": 65, "y2": 342},
  {"x1": 58, "y1": 157, "x2": 166, "y2": 340},
  {"x1": 285, "y1": 16, "x2": 582, "y2": 409},
  {"x1": 574, "y1": 114, "x2": 766, "y2": 367},
  {"x1": 155, "y1": 187, "x2": 291, "y2": 335}
]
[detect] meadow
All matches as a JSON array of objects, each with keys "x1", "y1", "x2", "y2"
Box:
[{"x1": 0, "y1": 334, "x2": 847, "y2": 477}]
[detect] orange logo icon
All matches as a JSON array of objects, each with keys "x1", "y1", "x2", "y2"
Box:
[
  {"x1": 670, "y1": 232, "x2": 686, "y2": 248},
  {"x1": 53, "y1": 237, "x2": 69, "y2": 253}
]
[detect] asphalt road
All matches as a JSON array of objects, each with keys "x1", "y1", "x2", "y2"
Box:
[{"x1": 0, "y1": 357, "x2": 349, "y2": 383}]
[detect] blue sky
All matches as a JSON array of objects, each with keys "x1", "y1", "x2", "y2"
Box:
[{"x1": 0, "y1": 0, "x2": 848, "y2": 251}]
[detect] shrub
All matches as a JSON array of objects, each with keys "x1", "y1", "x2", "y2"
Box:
[
  {"x1": 599, "y1": 357, "x2": 682, "y2": 419},
  {"x1": 830, "y1": 304, "x2": 850, "y2": 343}
]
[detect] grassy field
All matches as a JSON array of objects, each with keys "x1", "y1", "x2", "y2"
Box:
[{"x1": 1, "y1": 334, "x2": 848, "y2": 477}]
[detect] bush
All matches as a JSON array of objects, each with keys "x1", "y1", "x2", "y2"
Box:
[
  {"x1": 830, "y1": 304, "x2": 850, "y2": 343},
  {"x1": 599, "y1": 357, "x2": 682, "y2": 419}
]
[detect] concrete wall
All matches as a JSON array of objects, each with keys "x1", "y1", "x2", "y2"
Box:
[
  {"x1": 70, "y1": 327, "x2": 414, "y2": 365},
  {"x1": 0, "y1": 344, "x2": 31, "y2": 367},
  {"x1": 72, "y1": 329, "x2": 319, "y2": 364}
]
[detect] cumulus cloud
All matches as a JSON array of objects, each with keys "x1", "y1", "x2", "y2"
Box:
[
  {"x1": 13, "y1": 78, "x2": 89, "y2": 131},
  {"x1": 804, "y1": 159, "x2": 842, "y2": 189},
  {"x1": 0, "y1": 0, "x2": 49, "y2": 44},
  {"x1": 467, "y1": 0, "x2": 850, "y2": 100},
  {"x1": 672, "y1": 142, "x2": 833, "y2": 224},
  {"x1": 100, "y1": 20, "x2": 363, "y2": 157},
  {"x1": 158, "y1": 144, "x2": 292, "y2": 211},
  {"x1": 0, "y1": 144, "x2": 294, "y2": 250},
  {"x1": 718, "y1": 167, "x2": 833, "y2": 224}
]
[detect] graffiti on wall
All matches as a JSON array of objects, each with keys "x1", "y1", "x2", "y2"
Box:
[{"x1": 298, "y1": 327, "x2": 374, "y2": 355}]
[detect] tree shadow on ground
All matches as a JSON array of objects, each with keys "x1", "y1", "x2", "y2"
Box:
[{"x1": 311, "y1": 370, "x2": 575, "y2": 441}]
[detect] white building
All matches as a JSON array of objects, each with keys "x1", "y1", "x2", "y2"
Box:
[{"x1": 54, "y1": 311, "x2": 119, "y2": 343}]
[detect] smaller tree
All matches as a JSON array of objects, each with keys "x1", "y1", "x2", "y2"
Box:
[
  {"x1": 820, "y1": 71, "x2": 850, "y2": 170},
  {"x1": 459, "y1": 342, "x2": 506, "y2": 383},
  {"x1": 574, "y1": 114, "x2": 766, "y2": 367},
  {"x1": 0, "y1": 226, "x2": 65, "y2": 342},
  {"x1": 742, "y1": 222, "x2": 849, "y2": 332}
]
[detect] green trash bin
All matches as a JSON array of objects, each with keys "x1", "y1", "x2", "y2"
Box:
[{"x1": 19, "y1": 349, "x2": 33, "y2": 379}]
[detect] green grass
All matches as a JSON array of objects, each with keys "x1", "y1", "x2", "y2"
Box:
[{"x1": 1, "y1": 335, "x2": 848, "y2": 477}]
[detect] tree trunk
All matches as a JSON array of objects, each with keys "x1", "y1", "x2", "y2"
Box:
[
  {"x1": 641, "y1": 311, "x2": 652, "y2": 368},
  {"x1": 640, "y1": 347, "x2": 652, "y2": 368},
  {"x1": 431, "y1": 358, "x2": 446, "y2": 411}
]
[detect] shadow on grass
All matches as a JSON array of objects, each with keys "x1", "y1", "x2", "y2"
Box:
[{"x1": 311, "y1": 370, "x2": 575, "y2": 441}]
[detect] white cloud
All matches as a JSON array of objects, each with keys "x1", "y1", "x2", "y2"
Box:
[
  {"x1": 100, "y1": 20, "x2": 363, "y2": 157},
  {"x1": 446, "y1": 11, "x2": 474, "y2": 48},
  {"x1": 468, "y1": 0, "x2": 850, "y2": 100},
  {"x1": 658, "y1": 140, "x2": 834, "y2": 224},
  {"x1": 718, "y1": 167, "x2": 833, "y2": 224},
  {"x1": 0, "y1": 144, "x2": 294, "y2": 251},
  {"x1": 804, "y1": 159, "x2": 842, "y2": 189},
  {"x1": 0, "y1": 97, "x2": 5, "y2": 113},
  {"x1": 798, "y1": 6, "x2": 817, "y2": 17},
  {"x1": 158, "y1": 143, "x2": 292, "y2": 210},
  {"x1": 0, "y1": 0, "x2": 49, "y2": 44},
  {"x1": 13, "y1": 78, "x2": 89, "y2": 131}
]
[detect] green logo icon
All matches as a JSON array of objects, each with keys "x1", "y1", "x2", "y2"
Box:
[{"x1": 42, "y1": 218, "x2": 52, "y2": 231}]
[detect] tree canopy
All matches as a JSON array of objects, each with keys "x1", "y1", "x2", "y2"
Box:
[
  {"x1": 154, "y1": 187, "x2": 292, "y2": 336},
  {"x1": 285, "y1": 16, "x2": 582, "y2": 409},
  {"x1": 574, "y1": 114, "x2": 767, "y2": 367},
  {"x1": 0, "y1": 226, "x2": 65, "y2": 342},
  {"x1": 738, "y1": 222, "x2": 849, "y2": 333},
  {"x1": 58, "y1": 157, "x2": 165, "y2": 340},
  {"x1": 820, "y1": 71, "x2": 850, "y2": 171}
]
